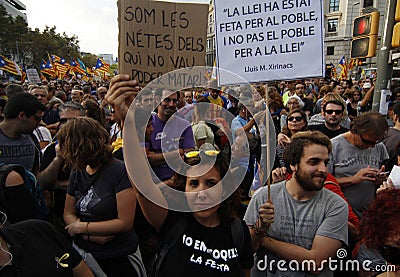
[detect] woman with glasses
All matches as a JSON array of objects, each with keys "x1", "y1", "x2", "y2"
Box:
[
  {"x1": 60, "y1": 117, "x2": 145, "y2": 276},
  {"x1": 106, "y1": 74, "x2": 261, "y2": 276},
  {"x1": 276, "y1": 109, "x2": 308, "y2": 167},
  {"x1": 280, "y1": 94, "x2": 304, "y2": 131}
]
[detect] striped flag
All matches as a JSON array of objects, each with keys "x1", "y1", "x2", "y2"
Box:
[
  {"x1": 21, "y1": 64, "x2": 26, "y2": 82},
  {"x1": 70, "y1": 59, "x2": 86, "y2": 75},
  {"x1": 95, "y1": 58, "x2": 110, "y2": 73},
  {"x1": 0, "y1": 54, "x2": 21, "y2": 75},
  {"x1": 40, "y1": 59, "x2": 56, "y2": 77},
  {"x1": 77, "y1": 58, "x2": 88, "y2": 74},
  {"x1": 348, "y1": 59, "x2": 356, "y2": 71},
  {"x1": 54, "y1": 57, "x2": 69, "y2": 79},
  {"x1": 338, "y1": 55, "x2": 348, "y2": 80}
]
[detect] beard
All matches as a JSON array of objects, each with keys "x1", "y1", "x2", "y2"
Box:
[
  {"x1": 294, "y1": 166, "x2": 327, "y2": 191},
  {"x1": 325, "y1": 118, "x2": 340, "y2": 129}
]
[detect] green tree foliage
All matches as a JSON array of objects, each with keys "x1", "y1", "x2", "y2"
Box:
[
  {"x1": 0, "y1": 4, "x2": 28, "y2": 58},
  {"x1": 27, "y1": 26, "x2": 81, "y2": 67},
  {"x1": 80, "y1": 54, "x2": 98, "y2": 70},
  {"x1": 0, "y1": 4, "x2": 97, "y2": 69}
]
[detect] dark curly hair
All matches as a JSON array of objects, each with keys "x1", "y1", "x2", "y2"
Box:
[
  {"x1": 58, "y1": 117, "x2": 112, "y2": 170},
  {"x1": 359, "y1": 188, "x2": 400, "y2": 251},
  {"x1": 284, "y1": 131, "x2": 331, "y2": 173},
  {"x1": 174, "y1": 152, "x2": 241, "y2": 223}
]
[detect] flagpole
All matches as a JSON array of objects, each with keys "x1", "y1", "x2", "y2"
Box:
[{"x1": 264, "y1": 83, "x2": 271, "y2": 203}]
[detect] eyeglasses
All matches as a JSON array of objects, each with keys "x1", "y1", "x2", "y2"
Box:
[
  {"x1": 359, "y1": 134, "x2": 382, "y2": 146},
  {"x1": 185, "y1": 150, "x2": 220, "y2": 158},
  {"x1": 287, "y1": 102, "x2": 299, "y2": 105},
  {"x1": 288, "y1": 116, "x2": 303, "y2": 122},
  {"x1": 324, "y1": 109, "x2": 343, "y2": 115},
  {"x1": 380, "y1": 245, "x2": 400, "y2": 265},
  {"x1": 163, "y1": 98, "x2": 178, "y2": 104}
]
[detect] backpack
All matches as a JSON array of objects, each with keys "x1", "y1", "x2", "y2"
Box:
[
  {"x1": 0, "y1": 163, "x2": 48, "y2": 223},
  {"x1": 153, "y1": 216, "x2": 245, "y2": 277}
]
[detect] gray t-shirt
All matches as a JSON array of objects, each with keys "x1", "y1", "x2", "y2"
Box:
[
  {"x1": 328, "y1": 134, "x2": 389, "y2": 219},
  {"x1": 0, "y1": 130, "x2": 38, "y2": 171},
  {"x1": 244, "y1": 181, "x2": 348, "y2": 276}
]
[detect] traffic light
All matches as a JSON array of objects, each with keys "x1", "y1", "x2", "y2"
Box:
[
  {"x1": 392, "y1": 0, "x2": 400, "y2": 48},
  {"x1": 351, "y1": 11, "x2": 380, "y2": 58}
]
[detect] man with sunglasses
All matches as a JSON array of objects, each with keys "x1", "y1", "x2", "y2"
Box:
[
  {"x1": 328, "y1": 112, "x2": 389, "y2": 220},
  {"x1": 0, "y1": 93, "x2": 45, "y2": 174},
  {"x1": 146, "y1": 88, "x2": 195, "y2": 182},
  {"x1": 309, "y1": 99, "x2": 348, "y2": 139}
]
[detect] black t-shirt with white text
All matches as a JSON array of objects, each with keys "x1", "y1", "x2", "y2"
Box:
[{"x1": 158, "y1": 213, "x2": 253, "y2": 277}]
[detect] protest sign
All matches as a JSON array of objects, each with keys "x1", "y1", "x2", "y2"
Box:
[
  {"x1": 214, "y1": 0, "x2": 325, "y2": 85},
  {"x1": 26, "y1": 69, "x2": 41, "y2": 84},
  {"x1": 118, "y1": 0, "x2": 208, "y2": 86}
]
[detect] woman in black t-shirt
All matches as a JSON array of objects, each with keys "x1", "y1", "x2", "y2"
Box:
[
  {"x1": 106, "y1": 75, "x2": 260, "y2": 276},
  {"x1": 59, "y1": 118, "x2": 143, "y2": 277}
]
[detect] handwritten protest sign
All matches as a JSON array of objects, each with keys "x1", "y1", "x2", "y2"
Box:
[
  {"x1": 118, "y1": 0, "x2": 208, "y2": 85},
  {"x1": 214, "y1": 0, "x2": 325, "y2": 85}
]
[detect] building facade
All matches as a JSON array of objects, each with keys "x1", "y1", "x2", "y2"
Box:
[{"x1": 0, "y1": 0, "x2": 26, "y2": 21}]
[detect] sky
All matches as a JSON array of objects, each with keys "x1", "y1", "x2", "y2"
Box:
[{"x1": 22, "y1": 0, "x2": 209, "y2": 59}]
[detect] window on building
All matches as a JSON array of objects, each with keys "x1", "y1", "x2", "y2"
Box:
[
  {"x1": 363, "y1": 0, "x2": 374, "y2": 7},
  {"x1": 327, "y1": 46, "x2": 335, "y2": 55},
  {"x1": 327, "y1": 19, "x2": 338, "y2": 32},
  {"x1": 329, "y1": 0, "x2": 340, "y2": 12}
]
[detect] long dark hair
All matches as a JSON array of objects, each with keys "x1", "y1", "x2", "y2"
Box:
[{"x1": 281, "y1": 109, "x2": 308, "y2": 137}]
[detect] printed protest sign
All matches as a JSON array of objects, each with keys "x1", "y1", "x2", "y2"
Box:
[
  {"x1": 118, "y1": 0, "x2": 208, "y2": 85},
  {"x1": 214, "y1": 0, "x2": 325, "y2": 85},
  {"x1": 26, "y1": 69, "x2": 41, "y2": 84}
]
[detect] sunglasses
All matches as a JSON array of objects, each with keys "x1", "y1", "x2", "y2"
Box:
[
  {"x1": 288, "y1": 116, "x2": 303, "y2": 122},
  {"x1": 359, "y1": 134, "x2": 382, "y2": 146},
  {"x1": 380, "y1": 245, "x2": 400, "y2": 265},
  {"x1": 324, "y1": 109, "x2": 343, "y2": 115},
  {"x1": 185, "y1": 150, "x2": 220, "y2": 158}
]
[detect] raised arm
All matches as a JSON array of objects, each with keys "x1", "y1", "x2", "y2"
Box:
[{"x1": 106, "y1": 75, "x2": 168, "y2": 230}]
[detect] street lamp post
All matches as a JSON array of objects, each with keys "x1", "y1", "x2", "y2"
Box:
[
  {"x1": 347, "y1": 1, "x2": 360, "y2": 74},
  {"x1": 15, "y1": 41, "x2": 33, "y2": 64}
]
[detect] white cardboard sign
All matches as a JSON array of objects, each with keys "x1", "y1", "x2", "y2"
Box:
[{"x1": 213, "y1": 0, "x2": 325, "y2": 85}]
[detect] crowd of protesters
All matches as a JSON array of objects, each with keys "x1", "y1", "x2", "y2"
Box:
[{"x1": 0, "y1": 72, "x2": 399, "y2": 276}]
